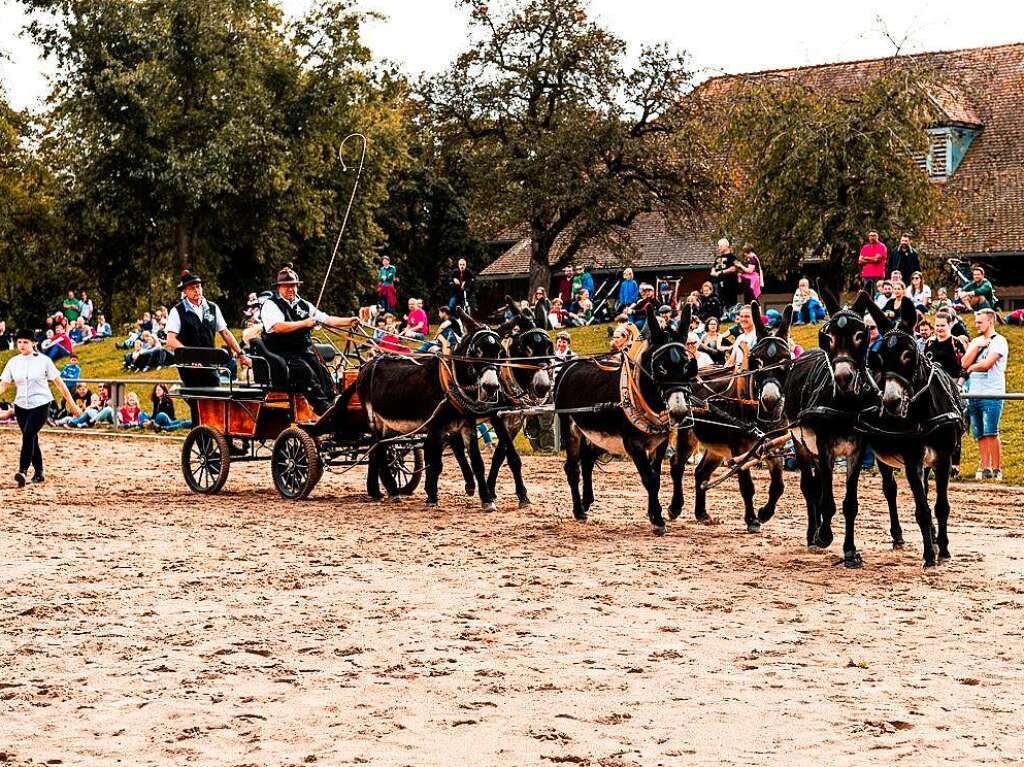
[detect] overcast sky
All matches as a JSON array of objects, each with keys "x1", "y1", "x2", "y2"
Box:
[{"x1": 2, "y1": 0, "x2": 1022, "y2": 110}]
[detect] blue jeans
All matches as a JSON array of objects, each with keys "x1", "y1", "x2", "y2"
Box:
[
  {"x1": 797, "y1": 299, "x2": 826, "y2": 325},
  {"x1": 968, "y1": 398, "x2": 1003, "y2": 439},
  {"x1": 47, "y1": 345, "x2": 70, "y2": 361},
  {"x1": 141, "y1": 412, "x2": 192, "y2": 430}
]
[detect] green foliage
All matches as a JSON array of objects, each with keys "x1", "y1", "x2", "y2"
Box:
[
  {"x1": 18, "y1": 0, "x2": 409, "y2": 322},
  {"x1": 724, "y1": 61, "x2": 947, "y2": 290},
  {"x1": 423, "y1": 0, "x2": 724, "y2": 292}
]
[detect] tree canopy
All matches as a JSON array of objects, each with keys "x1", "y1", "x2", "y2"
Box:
[{"x1": 423, "y1": 0, "x2": 724, "y2": 292}]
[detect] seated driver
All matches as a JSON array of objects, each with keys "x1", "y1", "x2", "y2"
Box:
[{"x1": 258, "y1": 264, "x2": 359, "y2": 414}]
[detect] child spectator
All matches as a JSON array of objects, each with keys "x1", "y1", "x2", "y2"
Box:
[
  {"x1": 60, "y1": 355, "x2": 81, "y2": 382},
  {"x1": 118, "y1": 392, "x2": 144, "y2": 428},
  {"x1": 41, "y1": 326, "x2": 74, "y2": 361},
  {"x1": 378, "y1": 256, "x2": 398, "y2": 311},
  {"x1": 737, "y1": 244, "x2": 764, "y2": 302},
  {"x1": 377, "y1": 314, "x2": 411, "y2": 355},
  {"x1": 697, "y1": 282, "x2": 722, "y2": 322},
  {"x1": 617, "y1": 268, "x2": 639, "y2": 314},
  {"x1": 932, "y1": 287, "x2": 953, "y2": 315},
  {"x1": 141, "y1": 383, "x2": 191, "y2": 431},
  {"x1": 92, "y1": 315, "x2": 112, "y2": 340}
]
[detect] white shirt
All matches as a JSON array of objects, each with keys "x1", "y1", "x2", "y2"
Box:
[
  {"x1": 80, "y1": 299, "x2": 94, "y2": 321},
  {"x1": 968, "y1": 333, "x2": 1008, "y2": 395},
  {"x1": 729, "y1": 330, "x2": 759, "y2": 368},
  {"x1": 260, "y1": 296, "x2": 329, "y2": 333},
  {"x1": 166, "y1": 298, "x2": 227, "y2": 336},
  {"x1": 1, "y1": 352, "x2": 60, "y2": 409},
  {"x1": 695, "y1": 350, "x2": 714, "y2": 369}
]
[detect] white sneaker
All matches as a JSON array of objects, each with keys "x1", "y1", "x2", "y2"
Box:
[
  {"x1": 993, "y1": 469, "x2": 1003, "y2": 481},
  {"x1": 974, "y1": 469, "x2": 984, "y2": 480}
]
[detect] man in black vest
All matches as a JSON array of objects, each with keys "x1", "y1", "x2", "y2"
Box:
[
  {"x1": 165, "y1": 270, "x2": 250, "y2": 385},
  {"x1": 259, "y1": 263, "x2": 358, "y2": 414}
]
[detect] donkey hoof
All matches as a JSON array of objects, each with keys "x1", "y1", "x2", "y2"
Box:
[
  {"x1": 746, "y1": 520, "x2": 762, "y2": 534},
  {"x1": 757, "y1": 506, "x2": 775, "y2": 523},
  {"x1": 695, "y1": 513, "x2": 712, "y2": 525},
  {"x1": 843, "y1": 551, "x2": 864, "y2": 569},
  {"x1": 668, "y1": 506, "x2": 682, "y2": 521},
  {"x1": 518, "y1": 497, "x2": 531, "y2": 509},
  {"x1": 814, "y1": 530, "x2": 834, "y2": 549},
  {"x1": 481, "y1": 501, "x2": 496, "y2": 512},
  {"x1": 651, "y1": 523, "x2": 667, "y2": 537},
  {"x1": 368, "y1": 494, "x2": 384, "y2": 502},
  {"x1": 923, "y1": 559, "x2": 938, "y2": 569},
  {"x1": 464, "y1": 483, "x2": 476, "y2": 496},
  {"x1": 573, "y1": 512, "x2": 588, "y2": 523},
  {"x1": 938, "y1": 550, "x2": 952, "y2": 562},
  {"x1": 892, "y1": 539, "x2": 905, "y2": 550},
  {"x1": 387, "y1": 494, "x2": 402, "y2": 504},
  {"x1": 426, "y1": 500, "x2": 439, "y2": 509}
]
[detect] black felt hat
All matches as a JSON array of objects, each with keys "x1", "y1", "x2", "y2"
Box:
[{"x1": 176, "y1": 270, "x2": 203, "y2": 290}]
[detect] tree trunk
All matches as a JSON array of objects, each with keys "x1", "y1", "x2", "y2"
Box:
[
  {"x1": 175, "y1": 220, "x2": 190, "y2": 271},
  {"x1": 527, "y1": 237, "x2": 551, "y2": 298}
]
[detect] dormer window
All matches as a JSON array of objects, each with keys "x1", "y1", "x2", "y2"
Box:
[{"x1": 917, "y1": 126, "x2": 979, "y2": 180}]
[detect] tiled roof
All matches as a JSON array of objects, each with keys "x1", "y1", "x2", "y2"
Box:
[
  {"x1": 704, "y1": 42, "x2": 1024, "y2": 259},
  {"x1": 482, "y1": 42, "x2": 1024, "y2": 280},
  {"x1": 480, "y1": 212, "x2": 714, "y2": 279}
]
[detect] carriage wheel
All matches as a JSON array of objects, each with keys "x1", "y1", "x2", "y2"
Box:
[
  {"x1": 181, "y1": 425, "x2": 231, "y2": 494},
  {"x1": 272, "y1": 427, "x2": 322, "y2": 500},
  {"x1": 385, "y1": 444, "x2": 423, "y2": 495}
]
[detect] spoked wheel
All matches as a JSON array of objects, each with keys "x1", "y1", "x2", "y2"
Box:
[
  {"x1": 272, "y1": 427, "x2": 322, "y2": 500},
  {"x1": 181, "y1": 425, "x2": 231, "y2": 494},
  {"x1": 384, "y1": 444, "x2": 423, "y2": 495}
]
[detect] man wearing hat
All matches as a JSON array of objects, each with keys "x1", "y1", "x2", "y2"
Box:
[
  {"x1": 259, "y1": 263, "x2": 359, "y2": 414},
  {"x1": 165, "y1": 270, "x2": 250, "y2": 376}
]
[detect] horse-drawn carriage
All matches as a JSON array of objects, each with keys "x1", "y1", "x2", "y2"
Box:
[{"x1": 172, "y1": 341, "x2": 423, "y2": 500}]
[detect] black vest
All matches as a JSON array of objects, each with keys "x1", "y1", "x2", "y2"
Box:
[
  {"x1": 175, "y1": 299, "x2": 219, "y2": 348},
  {"x1": 263, "y1": 295, "x2": 314, "y2": 355}
]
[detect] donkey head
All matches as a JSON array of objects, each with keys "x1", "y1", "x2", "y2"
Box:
[
  {"x1": 817, "y1": 281, "x2": 870, "y2": 395},
  {"x1": 644, "y1": 303, "x2": 697, "y2": 424},
  {"x1": 455, "y1": 307, "x2": 503, "y2": 400},
  {"x1": 748, "y1": 302, "x2": 793, "y2": 421},
  {"x1": 863, "y1": 295, "x2": 921, "y2": 417}
]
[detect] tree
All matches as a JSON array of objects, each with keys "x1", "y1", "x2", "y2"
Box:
[
  {"x1": 21, "y1": 0, "x2": 409, "y2": 320},
  {"x1": 723, "y1": 59, "x2": 948, "y2": 290},
  {"x1": 423, "y1": 0, "x2": 723, "y2": 294}
]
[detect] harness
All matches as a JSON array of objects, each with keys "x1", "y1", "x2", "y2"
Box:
[
  {"x1": 619, "y1": 347, "x2": 670, "y2": 435},
  {"x1": 437, "y1": 329, "x2": 501, "y2": 416}
]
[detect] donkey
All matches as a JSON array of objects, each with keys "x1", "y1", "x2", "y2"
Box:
[
  {"x1": 676, "y1": 302, "x2": 795, "y2": 533},
  {"x1": 355, "y1": 326, "x2": 505, "y2": 510},
  {"x1": 781, "y1": 287, "x2": 875, "y2": 566},
  {"x1": 554, "y1": 304, "x2": 697, "y2": 535},
  {"x1": 449, "y1": 305, "x2": 553, "y2": 508},
  {"x1": 858, "y1": 298, "x2": 966, "y2": 567}
]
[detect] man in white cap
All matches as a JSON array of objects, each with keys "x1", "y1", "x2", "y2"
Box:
[{"x1": 259, "y1": 263, "x2": 359, "y2": 414}]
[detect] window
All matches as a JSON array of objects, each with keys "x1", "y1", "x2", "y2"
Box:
[{"x1": 915, "y1": 126, "x2": 978, "y2": 181}]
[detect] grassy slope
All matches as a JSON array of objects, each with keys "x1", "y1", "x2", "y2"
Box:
[
  {"x1": 561, "y1": 321, "x2": 1024, "y2": 485},
  {"x1": 3, "y1": 323, "x2": 1022, "y2": 483}
]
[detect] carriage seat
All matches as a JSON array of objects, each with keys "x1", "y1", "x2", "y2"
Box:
[
  {"x1": 247, "y1": 336, "x2": 291, "y2": 389},
  {"x1": 176, "y1": 385, "x2": 269, "y2": 400},
  {"x1": 175, "y1": 346, "x2": 230, "y2": 389}
]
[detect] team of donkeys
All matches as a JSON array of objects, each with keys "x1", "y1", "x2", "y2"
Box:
[{"x1": 346, "y1": 286, "x2": 965, "y2": 569}]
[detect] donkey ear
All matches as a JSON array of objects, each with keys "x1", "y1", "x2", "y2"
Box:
[
  {"x1": 776, "y1": 305, "x2": 794, "y2": 341},
  {"x1": 647, "y1": 304, "x2": 667, "y2": 346},
  {"x1": 862, "y1": 297, "x2": 893, "y2": 334},
  {"x1": 456, "y1": 305, "x2": 483, "y2": 332},
  {"x1": 816, "y1": 279, "x2": 841, "y2": 316},
  {"x1": 898, "y1": 297, "x2": 918, "y2": 333},
  {"x1": 750, "y1": 301, "x2": 766, "y2": 339},
  {"x1": 850, "y1": 290, "x2": 871, "y2": 315},
  {"x1": 678, "y1": 304, "x2": 693, "y2": 339}
]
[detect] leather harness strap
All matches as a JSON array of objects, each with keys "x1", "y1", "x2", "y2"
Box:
[{"x1": 619, "y1": 346, "x2": 669, "y2": 435}]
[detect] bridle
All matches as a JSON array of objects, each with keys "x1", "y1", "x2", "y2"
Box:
[
  {"x1": 502, "y1": 327, "x2": 554, "y2": 406},
  {"x1": 818, "y1": 309, "x2": 869, "y2": 394},
  {"x1": 864, "y1": 328, "x2": 935, "y2": 419},
  {"x1": 747, "y1": 336, "x2": 792, "y2": 423}
]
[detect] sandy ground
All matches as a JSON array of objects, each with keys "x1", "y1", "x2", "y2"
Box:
[{"x1": 1, "y1": 432, "x2": 1023, "y2": 767}]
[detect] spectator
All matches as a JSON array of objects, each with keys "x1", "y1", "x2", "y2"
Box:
[
  {"x1": 68, "y1": 317, "x2": 93, "y2": 345},
  {"x1": 926, "y1": 312, "x2": 967, "y2": 480},
  {"x1": 858, "y1": 230, "x2": 887, "y2": 296},
  {"x1": 449, "y1": 258, "x2": 475, "y2": 312},
  {"x1": 126, "y1": 331, "x2": 167, "y2": 371},
  {"x1": 932, "y1": 287, "x2": 953, "y2": 315},
  {"x1": 568, "y1": 289, "x2": 593, "y2": 326},
  {"x1": 791, "y1": 278, "x2": 825, "y2": 325},
  {"x1": 697, "y1": 282, "x2": 722, "y2": 322},
  {"x1": 737, "y1": 244, "x2": 764, "y2": 302},
  {"x1": 554, "y1": 331, "x2": 573, "y2": 360},
  {"x1": 557, "y1": 266, "x2": 574, "y2": 305},
  {"x1": 687, "y1": 332, "x2": 714, "y2": 370},
  {"x1": 882, "y1": 281, "x2": 916, "y2": 322},
  {"x1": 961, "y1": 308, "x2": 1008, "y2": 480},
  {"x1": 64, "y1": 383, "x2": 113, "y2": 428},
  {"x1": 118, "y1": 392, "x2": 144, "y2": 428},
  {"x1": 243, "y1": 293, "x2": 262, "y2": 324},
  {"x1": 955, "y1": 264, "x2": 997, "y2": 312},
  {"x1": 529, "y1": 288, "x2": 552, "y2": 329},
  {"x1": 617, "y1": 268, "x2": 639, "y2": 313},
  {"x1": 62, "y1": 290, "x2": 82, "y2": 322},
  {"x1": 915, "y1": 319, "x2": 933, "y2": 353},
  {"x1": 874, "y1": 280, "x2": 893, "y2": 309},
  {"x1": 698, "y1": 316, "x2": 730, "y2": 366},
  {"x1": 630, "y1": 283, "x2": 659, "y2": 329},
  {"x1": 92, "y1": 314, "x2": 112, "y2": 340},
  {"x1": 142, "y1": 383, "x2": 191, "y2": 431},
  {"x1": 907, "y1": 271, "x2": 931, "y2": 313},
  {"x1": 41, "y1": 325, "x2": 73, "y2": 361},
  {"x1": 727, "y1": 305, "x2": 759, "y2": 369},
  {"x1": 886, "y1": 234, "x2": 921, "y2": 279},
  {"x1": 432, "y1": 305, "x2": 462, "y2": 352},
  {"x1": 710, "y1": 238, "x2": 739, "y2": 315},
  {"x1": 55, "y1": 381, "x2": 95, "y2": 425},
  {"x1": 0, "y1": 319, "x2": 12, "y2": 351},
  {"x1": 403, "y1": 298, "x2": 429, "y2": 340},
  {"x1": 378, "y1": 314, "x2": 411, "y2": 354},
  {"x1": 79, "y1": 291, "x2": 94, "y2": 323},
  {"x1": 377, "y1": 256, "x2": 398, "y2": 312},
  {"x1": 547, "y1": 297, "x2": 567, "y2": 329},
  {"x1": 60, "y1": 355, "x2": 81, "y2": 382}
]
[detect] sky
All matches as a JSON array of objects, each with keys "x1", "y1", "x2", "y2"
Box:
[{"x1": 1, "y1": 0, "x2": 1023, "y2": 111}]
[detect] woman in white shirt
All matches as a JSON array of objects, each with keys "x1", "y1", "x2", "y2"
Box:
[
  {"x1": 0, "y1": 329, "x2": 81, "y2": 486},
  {"x1": 908, "y1": 271, "x2": 932, "y2": 313}
]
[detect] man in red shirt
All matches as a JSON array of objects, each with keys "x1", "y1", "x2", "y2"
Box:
[{"x1": 858, "y1": 230, "x2": 887, "y2": 297}]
